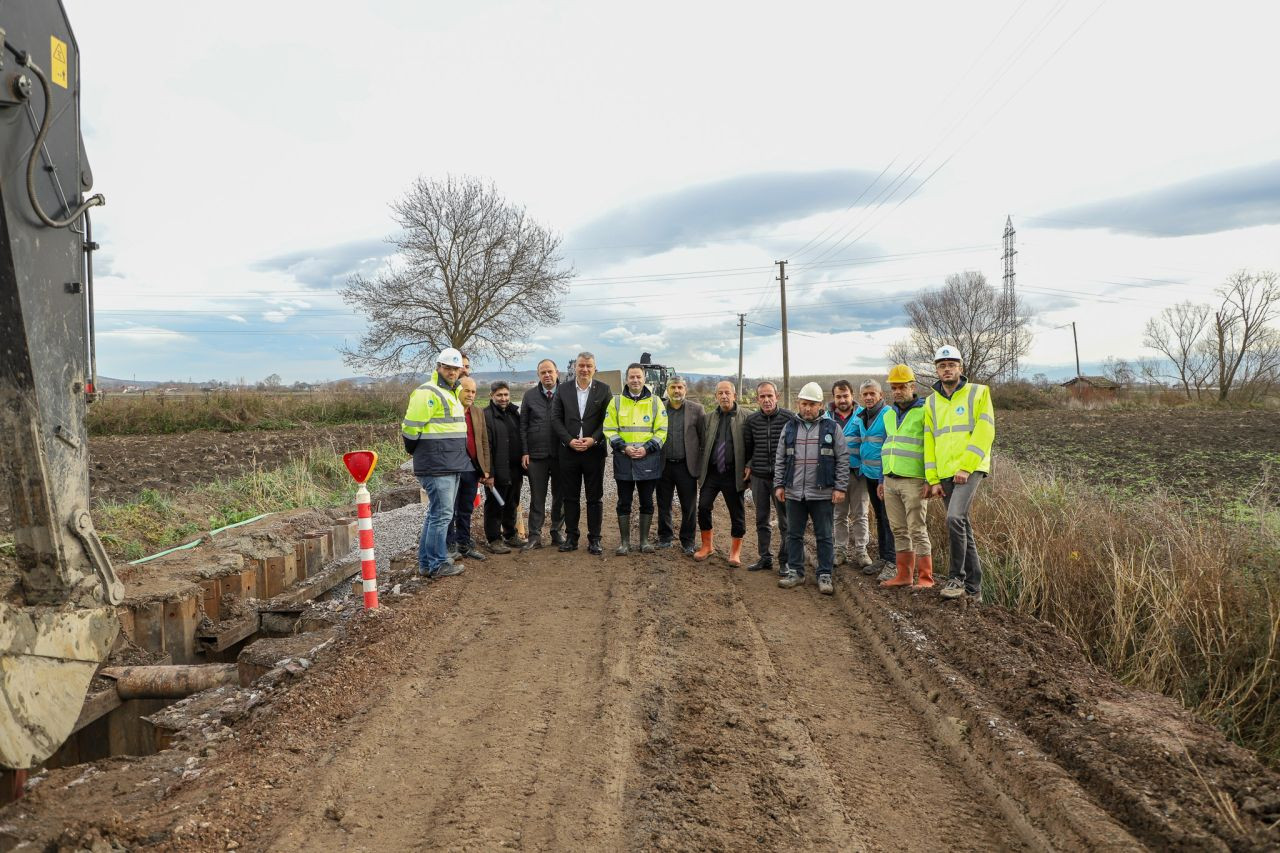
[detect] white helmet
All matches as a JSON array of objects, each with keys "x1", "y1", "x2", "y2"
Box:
[
  {"x1": 437, "y1": 347, "x2": 464, "y2": 368},
  {"x1": 933, "y1": 345, "x2": 962, "y2": 363},
  {"x1": 797, "y1": 381, "x2": 824, "y2": 402}
]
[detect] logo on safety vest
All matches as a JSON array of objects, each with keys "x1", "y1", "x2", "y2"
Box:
[
  {"x1": 824, "y1": 433, "x2": 832, "y2": 443},
  {"x1": 956, "y1": 406, "x2": 966, "y2": 414},
  {"x1": 643, "y1": 415, "x2": 650, "y2": 422}
]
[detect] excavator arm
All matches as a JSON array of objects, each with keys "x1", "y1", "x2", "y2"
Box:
[{"x1": 0, "y1": 0, "x2": 119, "y2": 769}]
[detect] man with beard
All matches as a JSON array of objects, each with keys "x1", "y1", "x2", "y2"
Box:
[
  {"x1": 774, "y1": 383, "x2": 849, "y2": 594},
  {"x1": 402, "y1": 348, "x2": 470, "y2": 579},
  {"x1": 483, "y1": 381, "x2": 527, "y2": 553},
  {"x1": 925, "y1": 346, "x2": 996, "y2": 604},
  {"x1": 827, "y1": 379, "x2": 867, "y2": 569},
  {"x1": 656, "y1": 376, "x2": 705, "y2": 555}
]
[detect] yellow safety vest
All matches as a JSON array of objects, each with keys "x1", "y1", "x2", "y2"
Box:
[{"x1": 922, "y1": 380, "x2": 995, "y2": 484}]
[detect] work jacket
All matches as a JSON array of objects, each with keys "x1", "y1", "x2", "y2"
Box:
[
  {"x1": 464, "y1": 404, "x2": 492, "y2": 479},
  {"x1": 663, "y1": 398, "x2": 706, "y2": 479},
  {"x1": 774, "y1": 416, "x2": 850, "y2": 501},
  {"x1": 485, "y1": 401, "x2": 523, "y2": 485},
  {"x1": 923, "y1": 377, "x2": 995, "y2": 484},
  {"x1": 881, "y1": 397, "x2": 927, "y2": 480},
  {"x1": 401, "y1": 371, "x2": 470, "y2": 477},
  {"x1": 604, "y1": 387, "x2": 668, "y2": 481},
  {"x1": 743, "y1": 407, "x2": 794, "y2": 479},
  {"x1": 698, "y1": 403, "x2": 747, "y2": 491},
  {"x1": 844, "y1": 401, "x2": 888, "y2": 480},
  {"x1": 519, "y1": 383, "x2": 560, "y2": 460}
]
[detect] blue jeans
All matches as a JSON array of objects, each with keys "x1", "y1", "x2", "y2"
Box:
[
  {"x1": 448, "y1": 469, "x2": 480, "y2": 549},
  {"x1": 417, "y1": 474, "x2": 460, "y2": 572},
  {"x1": 786, "y1": 498, "x2": 835, "y2": 577}
]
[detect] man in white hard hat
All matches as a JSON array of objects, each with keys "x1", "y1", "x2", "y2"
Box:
[
  {"x1": 923, "y1": 345, "x2": 996, "y2": 603},
  {"x1": 773, "y1": 382, "x2": 849, "y2": 594},
  {"x1": 402, "y1": 347, "x2": 472, "y2": 579}
]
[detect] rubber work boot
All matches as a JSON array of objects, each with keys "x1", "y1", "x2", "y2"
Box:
[
  {"x1": 746, "y1": 555, "x2": 773, "y2": 572},
  {"x1": 911, "y1": 554, "x2": 935, "y2": 589},
  {"x1": 615, "y1": 514, "x2": 631, "y2": 556},
  {"x1": 693, "y1": 530, "x2": 715, "y2": 562},
  {"x1": 638, "y1": 514, "x2": 656, "y2": 553},
  {"x1": 880, "y1": 551, "x2": 915, "y2": 588},
  {"x1": 728, "y1": 538, "x2": 744, "y2": 567}
]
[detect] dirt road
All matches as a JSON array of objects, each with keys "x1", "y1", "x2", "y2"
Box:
[{"x1": 261, "y1": 549, "x2": 1048, "y2": 851}]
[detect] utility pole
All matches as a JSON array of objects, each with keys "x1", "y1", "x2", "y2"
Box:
[
  {"x1": 1001, "y1": 216, "x2": 1018, "y2": 381},
  {"x1": 777, "y1": 260, "x2": 790, "y2": 406},
  {"x1": 736, "y1": 313, "x2": 745, "y2": 399},
  {"x1": 1071, "y1": 321, "x2": 1081, "y2": 379}
]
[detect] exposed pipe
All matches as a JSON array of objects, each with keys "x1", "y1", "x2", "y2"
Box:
[{"x1": 99, "y1": 664, "x2": 239, "y2": 699}]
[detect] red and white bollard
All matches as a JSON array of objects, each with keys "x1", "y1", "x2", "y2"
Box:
[
  {"x1": 342, "y1": 451, "x2": 380, "y2": 611},
  {"x1": 356, "y1": 483, "x2": 378, "y2": 610}
]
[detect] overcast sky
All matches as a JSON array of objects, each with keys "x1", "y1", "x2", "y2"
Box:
[{"x1": 70, "y1": 0, "x2": 1280, "y2": 384}]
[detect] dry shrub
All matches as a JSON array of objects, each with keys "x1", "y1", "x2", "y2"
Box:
[
  {"x1": 88, "y1": 389, "x2": 407, "y2": 436},
  {"x1": 947, "y1": 460, "x2": 1280, "y2": 764}
]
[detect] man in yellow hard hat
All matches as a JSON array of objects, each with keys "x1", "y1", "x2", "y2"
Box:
[
  {"x1": 924, "y1": 345, "x2": 996, "y2": 603},
  {"x1": 877, "y1": 364, "x2": 933, "y2": 590}
]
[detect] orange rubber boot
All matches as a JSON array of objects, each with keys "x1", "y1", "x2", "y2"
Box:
[
  {"x1": 880, "y1": 551, "x2": 915, "y2": 588},
  {"x1": 693, "y1": 530, "x2": 715, "y2": 562},
  {"x1": 728, "y1": 538, "x2": 743, "y2": 567},
  {"x1": 911, "y1": 554, "x2": 935, "y2": 589}
]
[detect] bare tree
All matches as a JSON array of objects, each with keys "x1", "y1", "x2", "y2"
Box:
[
  {"x1": 1232, "y1": 326, "x2": 1280, "y2": 403},
  {"x1": 1142, "y1": 301, "x2": 1212, "y2": 399},
  {"x1": 1209, "y1": 269, "x2": 1280, "y2": 401},
  {"x1": 341, "y1": 176, "x2": 573, "y2": 374},
  {"x1": 886, "y1": 271, "x2": 1032, "y2": 383}
]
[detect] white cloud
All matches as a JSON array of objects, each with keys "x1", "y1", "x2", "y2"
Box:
[
  {"x1": 66, "y1": 0, "x2": 1280, "y2": 383},
  {"x1": 98, "y1": 327, "x2": 191, "y2": 345}
]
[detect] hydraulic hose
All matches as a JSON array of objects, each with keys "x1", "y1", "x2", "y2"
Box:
[{"x1": 13, "y1": 49, "x2": 105, "y2": 228}]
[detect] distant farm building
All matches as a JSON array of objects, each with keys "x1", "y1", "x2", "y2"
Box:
[{"x1": 1061, "y1": 375, "x2": 1121, "y2": 401}]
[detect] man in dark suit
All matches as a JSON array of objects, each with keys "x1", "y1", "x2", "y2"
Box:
[
  {"x1": 519, "y1": 358, "x2": 564, "y2": 550},
  {"x1": 551, "y1": 351, "x2": 613, "y2": 554},
  {"x1": 656, "y1": 376, "x2": 706, "y2": 555}
]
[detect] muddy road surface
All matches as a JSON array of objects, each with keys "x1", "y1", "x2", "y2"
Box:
[{"x1": 268, "y1": 550, "x2": 1026, "y2": 852}]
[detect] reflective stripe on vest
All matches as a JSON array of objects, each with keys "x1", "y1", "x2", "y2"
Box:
[
  {"x1": 612, "y1": 393, "x2": 661, "y2": 437},
  {"x1": 882, "y1": 403, "x2": 927, "y2": 478}
]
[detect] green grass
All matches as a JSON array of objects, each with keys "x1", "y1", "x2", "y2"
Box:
[{"x1": 93, "y1": 437, "x2": 405, "y2": 562}]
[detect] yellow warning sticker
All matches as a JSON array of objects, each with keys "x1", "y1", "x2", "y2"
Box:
[{"x1": 50, "y1": 36, "x2": 68, "y2": 88}]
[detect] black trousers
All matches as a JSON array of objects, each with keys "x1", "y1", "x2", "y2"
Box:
[
  {"x1": 526, "y1": 456, "x2": 563, "y2": 540},
  {"x1": 616, "y1": 479, "x2": 657, "y2": 515},
  {"x1": 657, "y1": 459, "x2": 698, "y2": 547},
  {"x1": 865, "y1": 476, "x2": 896, "y2": 561},
  {"x1": 698, "y1": 468, "x2": 746, "y2": 537},
  {"x1": 483, "y1": 478, "x2": 522, "y2": 542},
  {"x1": 750, "y1": 475, "x2": 788, "y2": 559},
  {"x1": 560, "y1": 447, "x2": 606, "y2": 542}
]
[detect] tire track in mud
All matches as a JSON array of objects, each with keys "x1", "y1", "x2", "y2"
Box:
[
  {"x1": 261, "y1": 545, "x2": 1105, "y2": 851},
  {"x1": 267, "y1": 556, "x2": 642, "y2": 852}
]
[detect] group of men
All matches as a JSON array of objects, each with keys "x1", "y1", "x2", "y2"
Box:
[{"x1": 400, "y1": 345, "x2": 995, "y2": 603}]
